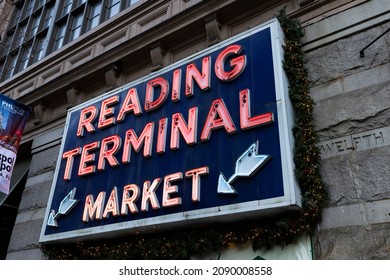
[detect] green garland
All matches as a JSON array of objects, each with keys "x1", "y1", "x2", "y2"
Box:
[{"x1": 41, "y1": 9, "x2": 327, "y2": 260}]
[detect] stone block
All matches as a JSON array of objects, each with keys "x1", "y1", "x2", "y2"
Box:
[
  {"x1": 313, "y1": 80, "x2": 390, "y2": 138},
  {"x1": 7, "y1": 219, "x2": 43, "y2": 252},
  {"x1": 28, "y1": 145, "x2": 61, "y2": 176},
  {"x1": 314, "y1": 223, "x2": 390, "y2": 259},
  {"x1": 18, "y1": 180, "x2": 52, "y2": 211},
  {"x1": 320, "y1": 146, "x2": 390, "y2": 206},
  {"x1": 305, "y1": 24, "x2": 389, "y2": 87}
]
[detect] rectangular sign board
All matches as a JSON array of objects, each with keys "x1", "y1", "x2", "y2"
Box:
[{"x1": 40, "y1": 19, "x2": 301, "y2": 243}]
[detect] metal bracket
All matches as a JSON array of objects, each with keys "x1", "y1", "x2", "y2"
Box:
[{"x1": 359, "y1": 27, "x2": 390, "y2": 57}]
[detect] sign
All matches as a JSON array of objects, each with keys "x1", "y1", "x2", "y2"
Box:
[
  {"x1": 0, "y1": 94, "x2": 31, "y2": 194},
  {"x1": 40, "y1": 19, "x2": 301, "y2": 243}
]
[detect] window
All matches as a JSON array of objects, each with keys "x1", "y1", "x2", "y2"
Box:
[
  {"x1": 14, "y1": 24, "x2": 27, "y2": 49},
  {"x1": 87, "y1": 2, "x2": 102, "y2": 31},
  {"x1": 53, "y1": 22, "x2": 66, "y2": 51},
  {"x1": 33, "y1": 35, "x2": 47, "y2": 63},
  {"x1": 127, "y1": 0, "x2": 139, "y2": 7},
  {"x1": 29, "y1": 13, "x2": 41, "y2": 38},
  {"x1": 61, "y1": 0, "x2": 73, "y2": 17},
  {"x1": 19, "y1": 44, "x2": 33, "y2": 71},
  {"x1": 107, "y1": 0, "x2": 121, "y2": 19},
  {"x1": 1, "y1": 34, "x2": 14, "y2": 57},
  {"x1": 43, "y1": 4, "x2": 55, "y2": 30},
  {"x1": 22, "y1": 1, "x2": 35, "y2": 19},
  {"x1": 37, "y1": 0, "x2": 45, "y2": 9},
  {"x1": 4, "y1": 54, "x2": 18, "y2": 80},
  {"x1": 1, "y1": 0, "x2": 142, "y2": 81},
  {"x1": 69, "y1": 13, "x2": 84, "y2": 41},
  {"x1": 10, "y1": 6, "x2": 23, "y2": 27},
  {"x1": 77, "y1": 0, "x2": 87, "y2": 6}
]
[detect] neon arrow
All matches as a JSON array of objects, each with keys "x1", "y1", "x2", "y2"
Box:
[
  {"x1": 47, "y1": 188, "x2": 78, "y2": 227},
  {"x1": 218, "y1": 141, "x2": 270, "y2": 195},
  {"x1": 47, "y1": 210, "x2": 60, "y2": 227},
  {"x1": 58, "y1": 188, "x2": 78, "y2": 215}
]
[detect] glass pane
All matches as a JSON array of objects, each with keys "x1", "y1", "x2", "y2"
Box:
[
  {"x1": 19, "y1": 44, "x2": 32, "y2": 71},
  {"x1": 53, "y1": 23, "x2": 66, "y2": 51},
  {"x1": 5, "y1": 55, "x2": 18, "y2": 79},
  {"x1": 87, "y1": 2, "x2": 102, "y2": 31},
  {"x1": 69, "y1": 14, "x2": 83, "y2": 41},
  {"x1": 14, "y1": 24, "x2": 27, "y2": 48},
  {"x1": 37, "y1": 0, "x2": 45, "y2": 9},
  {"x1": 30, "y1": 14, "x2": 41, "y2": 38},
  {"x1": 11, "y1": 7, "x2": 23, "y2": 26},
  {"x1": 0, "y1": 60, "x2": 4, "y2": 80},
  {"x1": 1, "y1": 35, "x2": 13, "y2": 57},
  {"x1": 23, "y1": 1, "x2": 35, "y2": 18},
  {"x1": 33, "y1": 35, "x2": 47, "y2": 63},
  {"x1": 62, "y1": 0, "x2": 73, "y2": 16},
  {"x1": 43, "y1": 5, "x2": 55, "y2": 29},
  {"x1": 107, "y1": 0, "x2": 120, "y2": 18}
]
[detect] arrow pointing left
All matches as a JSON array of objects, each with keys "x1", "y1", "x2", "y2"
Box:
[
  {"x1": 217, "y1": 141, "x2": 270, "y2": 195},
  {"x1": 58, "y1": 188, "x2": 78, "y2": 215},
  {"x1": 47, "y1": 188, "x2": 78, "y2": 227}
]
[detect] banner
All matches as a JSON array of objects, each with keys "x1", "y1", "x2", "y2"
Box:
[{"x1": 0, "y1": 94, "x2": 31, "y2": 194}]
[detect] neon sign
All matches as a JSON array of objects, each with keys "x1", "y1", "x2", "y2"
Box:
[{"x1": 40, "y1": 19, "x2": 301, "y2": 242}]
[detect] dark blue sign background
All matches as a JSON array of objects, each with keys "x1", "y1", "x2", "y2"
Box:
[{"x1": 44, "y1": 25, "x2": 289, "y2": 237}]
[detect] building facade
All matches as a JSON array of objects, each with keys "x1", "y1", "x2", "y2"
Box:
[{"x1": 0, "y1": 0, "x2": 389, "y2": 259}]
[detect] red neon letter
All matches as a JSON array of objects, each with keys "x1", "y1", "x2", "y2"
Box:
[
  {"x1": 122, "y1": 122, "x2": 154, "y2": 163},
  {"x1": 98, "y1": 95, "x2": 119, "y2": 129},
  {"x1": 240, "y1": 89, "x2": 273, "y2": 129},
  {"x1": 170, "y1": 107, "x2": 198, "y2": 150},
  {"x1": 162, "y1": 172, "x2": 183, "y2": 208},
  {"x1": 215, "y1": 44, "x2": 246, "y2": 81},
  {"x1": 62, "y1": 147, "x2": 81, "y2": 181},
  {"x1": 201, "y1": 98, "x2": 237, "y2": 141},
  {"x1": 78, "y1": 141, "x2": 100, "y2": 176},
  {"x1": 185, "y1": 56, "x2": 211, "y2": 96},
  {"x1": 121, "y1": 184, "x2": 140, "y2": 215},
  {"x1": 82, "y1": 192, "x2": 106, "y2": 222},
  {"x1": 117, "y1": 88, "x2": 142, "y2": 122},
  {"x1": 77, "y1": 106, "x2": 98, "y2": 137},
  {"x1": 141, "y1": 178, "x2": 161, "y2": 212},
  {"x1": 97, "y1": 135, "x2": 122, "y2": 171},
  {"x1": 185, "y1": 167, "x2": 209, "y2": 202},
  {"x1": 145, "y1": 77, "x2": 169, "y2": 112},
  {"x1": 102, "y1": 187, "x2": 120, "y2": 218},
  {"x1": 157, "y1": 117, "x2": 168, "y2": 154},
  {"x1": 172, "y1": 69, "x2": 181, "y2": 102}
]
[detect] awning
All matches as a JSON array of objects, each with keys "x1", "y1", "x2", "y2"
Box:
[{"x1": 0, "y1": 157, "x2": 31, "y2": 206}]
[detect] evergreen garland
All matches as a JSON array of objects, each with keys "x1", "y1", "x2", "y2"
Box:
[{"x1": 41, "y1": 9, "x2": 327, "y2": 260}]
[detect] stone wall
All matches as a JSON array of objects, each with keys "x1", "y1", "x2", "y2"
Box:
[
  {"x1": 306, "y1": 22, "x2": 390, "y2": 259},
  {"x1": 6, "y1": 128, "x2": 62, "y2": 259}
]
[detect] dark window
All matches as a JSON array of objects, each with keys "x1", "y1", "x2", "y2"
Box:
[
  {"x1": 33, "y1": 34, "x2": 48, "y2": 63},
  {"x1": 0, "y1": 0, "x2": 141, "y2": 81}
]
